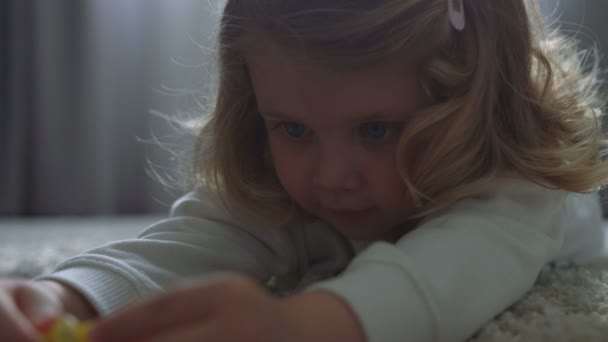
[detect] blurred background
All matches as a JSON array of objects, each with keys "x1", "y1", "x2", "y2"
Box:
[
  {"x1": 0, "y1": 0, "x2": 607, "y2": 218},
  {"x1": 1, "y1": 0, "x2": 222, "y2": 217}
]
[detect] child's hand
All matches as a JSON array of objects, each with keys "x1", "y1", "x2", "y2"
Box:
[
  {"x1": 0, "y1": 279, "x2": 67, "y2": 342},
  {"x1": 91, "y1": 274, "x2": 366, "y2": 342},
  {"x1": 0, "y1": 279, "x2": 98, "y2": 342},
  {"x1": 91, "y1": 274, "x2": 296, "y2": 342}
]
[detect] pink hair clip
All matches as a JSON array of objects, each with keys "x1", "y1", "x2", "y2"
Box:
[{"x1": 447, "y1": 0, "x2": 465, "y2": 31}]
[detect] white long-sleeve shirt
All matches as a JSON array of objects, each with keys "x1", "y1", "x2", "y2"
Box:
[{"x1": 43, "y1": 178, "x2": 606, "y2": 341}]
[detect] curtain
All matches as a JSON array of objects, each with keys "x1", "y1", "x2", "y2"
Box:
[{"x1": 1, "y1": 0, "x2": 219, "y2": 216}]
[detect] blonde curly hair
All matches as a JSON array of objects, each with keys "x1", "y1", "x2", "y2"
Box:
[{"x1": 191, "y1": 0, "x2": 608, "y2": 222}]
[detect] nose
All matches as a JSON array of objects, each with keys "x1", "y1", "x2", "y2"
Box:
[{"x1": 313, "y1": 144, "x2": 361, "y2": 192}]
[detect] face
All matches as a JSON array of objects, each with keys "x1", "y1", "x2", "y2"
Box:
[{"x1": 247, "y1": 37, "x2": 429, "y2": 241}]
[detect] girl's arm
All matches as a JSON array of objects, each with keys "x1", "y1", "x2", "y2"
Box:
[
  {"x1": 309, "y1": 179, "x2": 602, "y2": 341},
  {"x1": 281, "y1": 289, "x2": 366, "y2": 342},
  {"x1": 38, "y1": 280, "x2": 97, "y2": 320},
  {"x1": 85, "y1": 272, "x2": 364, "y2": 342},
  {"x1": 38, "y1": 189, "x2": 302, "y2": 317}
]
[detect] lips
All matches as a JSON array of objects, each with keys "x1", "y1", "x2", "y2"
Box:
[
  {"x1": 326, "y1": 207, "x2": 373, "y2": 220},
  {"x1": 329, "y1": 208, "x2": 369, "y2": 214}
]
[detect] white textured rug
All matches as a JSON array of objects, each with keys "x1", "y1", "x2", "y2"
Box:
[
  {"x1": 2, "y1": 217, "x2": 608, "y2": 341},
  {"x1": 472, "y1": 265, "x2": 608, "y2": 341}
]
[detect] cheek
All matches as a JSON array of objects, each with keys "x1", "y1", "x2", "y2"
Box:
[
  {"x1": 268, "y1": 141, "x2": 311, "y2": 197},
  {"x1": 367, "y1": 150, "x2": 409, "y2": 205}
]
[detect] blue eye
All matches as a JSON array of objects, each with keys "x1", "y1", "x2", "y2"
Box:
[
  {"x1": 359, "y1": 122, "x2": 403, "y2": 143},
  {"x1": 281, "y1": 122, "x2": 309, "y2": 139},
  {"x1": 360, "y1": 122, "x2": 388, "y2": 140}
]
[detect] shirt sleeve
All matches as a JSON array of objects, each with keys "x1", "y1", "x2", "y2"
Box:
[
  {"x1": 309, "y1": 180, "x2": 585, "y2": 342},
  {"x1": 40, "y1": 189, "x2": 299, "y2": 315}
]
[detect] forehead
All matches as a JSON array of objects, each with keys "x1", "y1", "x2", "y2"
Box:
[{"x1": 246, "y1": 35, "x2": 426, "y2": 123}]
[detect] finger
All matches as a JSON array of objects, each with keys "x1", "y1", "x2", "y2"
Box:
[
  {"x1": 145, "y1": 319, "x2": 225, "y2": 342},
  {"x1": 0, "y1": 290, "x2": 40, "y2": 342},
  {"x1": 92, "y1": 279, "x2": 230, "y2": 341},
  {"x1": 14, "y1": 282, "x2": 63, "y2": 325}
]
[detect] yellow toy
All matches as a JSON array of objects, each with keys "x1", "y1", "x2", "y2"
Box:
[{"x1": 37, "y1": 315, "x2": 94, "y2": 342}]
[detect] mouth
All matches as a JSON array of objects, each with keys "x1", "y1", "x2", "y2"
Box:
[{"x1": 326, "y1": 207, "x2": 374, "y2": 220}]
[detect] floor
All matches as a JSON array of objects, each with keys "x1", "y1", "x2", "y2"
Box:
[{"x1": 0, "y1": 215, "x2": 164, "y2": 278}]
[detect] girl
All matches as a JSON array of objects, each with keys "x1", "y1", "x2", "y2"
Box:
[{"x1": 2, "y1": 0, "x2": 607, "y2": 341}]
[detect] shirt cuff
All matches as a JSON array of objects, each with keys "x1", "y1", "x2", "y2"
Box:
[{"x1": 38, "y1": 264, "x2": 147, "y2": 316}]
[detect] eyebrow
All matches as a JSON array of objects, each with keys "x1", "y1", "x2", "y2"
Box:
[{"x1": 258, "y1": 110, "x2": 413, "y2": 123}]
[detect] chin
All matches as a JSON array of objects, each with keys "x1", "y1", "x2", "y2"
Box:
[
  {"x1": 332, "y1": 225, "x2": 382, "y2": 241},
  {"x1": 335, "y1": 221, "x2": 412, "y2": 243}
]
